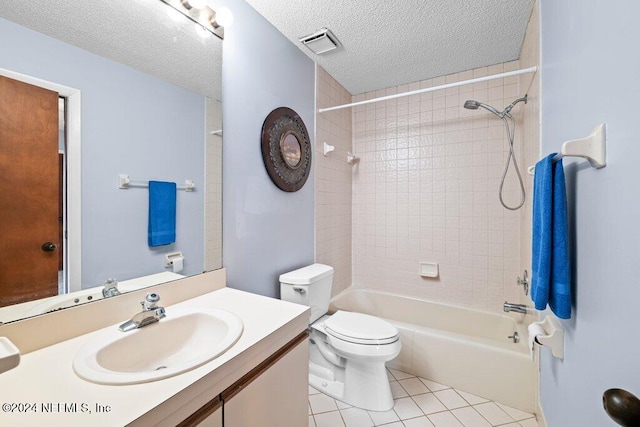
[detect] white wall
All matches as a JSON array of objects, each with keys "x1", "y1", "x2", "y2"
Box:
[
  {"x1": 221, "y1": 0, "x2": 316, "y2": 297},
  {"x1": 539, "y1": 1, "x2": 640, "y2": 424}
]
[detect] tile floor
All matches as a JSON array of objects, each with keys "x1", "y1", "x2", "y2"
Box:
[{"x1": 308, "y1": 368, "x2": 538, "y2": 427}]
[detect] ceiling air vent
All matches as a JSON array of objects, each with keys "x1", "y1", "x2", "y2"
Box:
[{"x1": 299, "y1": 27, "x2": 340, "y2": 55}]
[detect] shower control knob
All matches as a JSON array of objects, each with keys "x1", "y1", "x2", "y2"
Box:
[
  {"x1": 41, "y1": 242, "x2": 58, "y2": 252},
  {"x1": 517, "y1": 270, "x2": 529, "y2": 295}
]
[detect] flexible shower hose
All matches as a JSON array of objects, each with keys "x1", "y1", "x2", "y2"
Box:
[{"x1": 498, "y1": 113, "x2": 526, "y2": 210}]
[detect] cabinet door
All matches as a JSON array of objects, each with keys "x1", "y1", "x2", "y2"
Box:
[
  {"x1": 195, "y1": 405, "x2": 222, "y2": 427},
  {"x1": 177, "y1": 396, "x2": 223, "y2": 427},
  {"x1": 223, "y1": 337, "x2": 309, "y2": 427}
]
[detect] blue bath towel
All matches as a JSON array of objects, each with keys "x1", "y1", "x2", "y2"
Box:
[
  {"x1": 148, "y1": 181, "x2": 176, "y2": 247},
  {"x1": 531, "y1": 154, "x2": 571, "y2": 319}
]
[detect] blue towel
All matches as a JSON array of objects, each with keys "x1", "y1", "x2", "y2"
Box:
[
  {"x1": 148, "y1": 181, "x2": 176, "y2": 247},
  {"x1": 531, "y1": 154, "x2": 571, "y2": 319}
]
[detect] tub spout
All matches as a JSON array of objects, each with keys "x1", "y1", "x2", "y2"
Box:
[{"x1": 503, "y1": 301, "x2": 528, "y2": 314}]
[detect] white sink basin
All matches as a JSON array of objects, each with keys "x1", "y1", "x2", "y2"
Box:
[{"x1": 73, "y1": 308, "x2": 243, "y2": 385}]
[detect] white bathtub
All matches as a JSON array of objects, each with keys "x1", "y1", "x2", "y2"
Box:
[{"x1": 329, "y1": 287, "x2": 536, "y2": 413}]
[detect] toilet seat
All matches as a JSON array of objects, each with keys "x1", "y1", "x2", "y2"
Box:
[{"x1": 324, "y1": 311, "x2": 398, "y2": 345}]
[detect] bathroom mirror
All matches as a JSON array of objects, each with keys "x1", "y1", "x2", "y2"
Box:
[
  {"x1": 280, "y1": 133, "x2": 303, "y2": 168},
  {"x1": 0, "y1": 0, "x2": 223, "y2": 323}
]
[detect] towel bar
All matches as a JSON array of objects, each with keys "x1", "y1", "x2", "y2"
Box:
[
  {"x1": 118, "y1": 174, "x2": 195, "y2": 192},
  {"x1": 528, "y1": 123, "x2": 607, "y2": 175}
]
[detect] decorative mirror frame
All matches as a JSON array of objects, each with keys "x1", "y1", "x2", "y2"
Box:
[{"x1": 261, "y1": 107, "x2": 311, "y2": 192}]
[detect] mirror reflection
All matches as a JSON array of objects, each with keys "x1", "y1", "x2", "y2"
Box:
[
  {"x1": 0, "y1": 0, "x2": 222, "y2": 323},
  {"x1": 280, "y1": 132, "x2": 302, "y2": 168}
]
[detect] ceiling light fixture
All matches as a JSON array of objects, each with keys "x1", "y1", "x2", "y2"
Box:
[
  {"x1": 182, "y1": 0, "x2": 207, "y2": 9},
  {"x1": 159, "y1": 0, "x2": 225, "y2": 39},
  {"x1": 214, "y1": 7, "x2": 234, "y2": 27},
  {"x1": 299, "y1": 28, "x2": 340, "y2": 55}
]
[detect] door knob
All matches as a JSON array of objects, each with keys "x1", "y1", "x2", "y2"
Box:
[
  {"x1": 41, "y1": 242, "x2": 58, "y2": 252},
  {"x1": 603, "y1": 388, "x2": 640, "y2": 426}
]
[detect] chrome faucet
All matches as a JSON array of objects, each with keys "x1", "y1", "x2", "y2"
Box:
[
  {"x1": 119, "y1": 293, "x2": 166, "y2": 332},
  {"x1": 102, "y1": 278, "x2": 121, "y2": 298},
  {"x1": 503, "y1": 301, "x2": 528, "y2": 314}
]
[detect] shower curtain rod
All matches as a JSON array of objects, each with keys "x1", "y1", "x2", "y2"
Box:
[{"x1": 318, "y1": 66, "x2": 538, "y2": 113}]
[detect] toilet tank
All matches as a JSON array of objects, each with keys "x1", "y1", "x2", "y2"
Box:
[{"x1": 279, "y1": 264, "x2": 334, "y2": 324}]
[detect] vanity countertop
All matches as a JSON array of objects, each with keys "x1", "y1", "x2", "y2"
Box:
[{"x1": 0, "y1": 288, "x2": 309, "y2": 426}]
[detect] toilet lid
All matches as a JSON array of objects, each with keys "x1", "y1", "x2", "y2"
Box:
[{"x1": 324, "y1": 311, "x2": 398, "y2": 345}]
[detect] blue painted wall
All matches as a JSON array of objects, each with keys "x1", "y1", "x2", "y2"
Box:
[
  {"x1": 220, "y1": 0, "x2": 315, "y2": 297},
  {"x1": 0, "y1": 18, "x2": 205, "y2": 287},
  {"x1": 539, "y1": 1, "x2": 640, "y2": 424}
]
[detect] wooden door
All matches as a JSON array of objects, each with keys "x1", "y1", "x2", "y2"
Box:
[
  {"x1": 0, "y1": 75, "x2": 60, "y2": 307},
  {"x1": 58, "y1": 154, "x2": 64, "y2": 272}
]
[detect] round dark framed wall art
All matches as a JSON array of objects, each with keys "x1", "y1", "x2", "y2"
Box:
[{"x1": 260, "y1": 107, "x2": 311, "y2": 192}]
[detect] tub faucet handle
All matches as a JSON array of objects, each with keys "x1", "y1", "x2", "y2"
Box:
[{"x1": 516, "y1": 270, "x2": 529, "y2": 295}]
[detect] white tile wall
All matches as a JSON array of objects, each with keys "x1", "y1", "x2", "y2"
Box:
[
  {"x1": 314, "y1": 12, "x2": 540, "y2": 315},
  {"x1": 351, "y1": 61, "x2": 529, "y2": 313},
  {"x1": 316, "y1": 66, "x2": 353, "y2": 296},
  {"x1": 518, "y1": 1, "x2": 541, "y2": 325},
  {"x1": 205, "y1": 98, "x2": 222, "y2": 271}
]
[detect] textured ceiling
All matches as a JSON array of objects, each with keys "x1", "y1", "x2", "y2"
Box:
[
  {"x1": 245, "y1": 0, "x2": 534, "y2": 95},
  {"x1": 0, "y1": 0, "x2": 222, "y2": 100}
]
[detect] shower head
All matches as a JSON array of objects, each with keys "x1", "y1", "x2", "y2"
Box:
[
  {"x1": 463, "y1": 100, "x2": 480, "y2": 110},
  {"x1": 464, "y1": 99, "x2": 501, "y2": 117},
  {"x1": 465, "y1": 95, "x2": 528, "y2": 119}
]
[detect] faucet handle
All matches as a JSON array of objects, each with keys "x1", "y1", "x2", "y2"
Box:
[
  {"x1": 516, "y1": 270, "x2": 529, "y2": 295},
  {"x1": 103, "y1": 278, "x2": 117, "y2": 287},
  {"x1": 143, "y1": 293, "x2": 161, "y2": 310},
  {"x1": 102, "y1": 278, "x2": 120, "y2": 298}
]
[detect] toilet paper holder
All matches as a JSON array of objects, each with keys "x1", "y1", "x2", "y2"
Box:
[
  {"x1": 531, "y1": 316, "x2": 564, "y2": 359},
  {"x1": 164, "y1": 252, "x2": 184, "y2": 273}
]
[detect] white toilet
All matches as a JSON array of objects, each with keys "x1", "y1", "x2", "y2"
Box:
[{"x1": 280, "y1": 263, "x2": 401, "y2": 411}]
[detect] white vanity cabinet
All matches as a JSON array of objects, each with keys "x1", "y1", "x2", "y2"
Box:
[
  {"x1": 223, "y1": 335, "x2": 308, "y2": 426},
  {"x1": 177, "y1": 333, "x2": 309, "y2": 427},
  {"x1": 179, "y1": 398, "x2": 223, "y2": 427},
  {"x1": 0, "y1": 283, "x2": 311, "y2": 427},
  {"x1": 196, "y1": 406, "x2": 222, "y2": 427}
]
